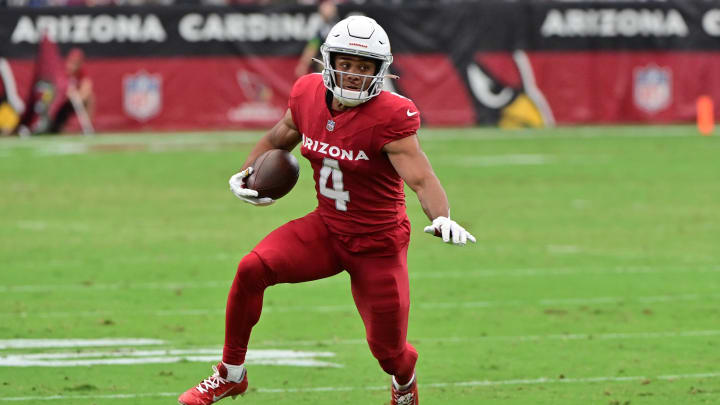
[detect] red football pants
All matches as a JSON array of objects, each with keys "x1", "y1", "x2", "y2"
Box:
[{"x1": 222, "y1": 210, "x2": 417, "y2": 382}]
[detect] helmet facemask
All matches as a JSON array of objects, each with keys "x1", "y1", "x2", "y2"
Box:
[{"x1": 321, "y1": 48, "x2": 391, "y2": 107}]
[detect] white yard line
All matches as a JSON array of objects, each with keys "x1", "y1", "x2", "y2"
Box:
[
  {"x1": 2, "y1": 265, "x2": 719, "y2": 293},
  {"x1": 2, "y1": 292, "x2": 719, "y2": 319},
  {"x1": 0, "y1": 127, "x2": 698, "y2": 152},
  {"x1": 0, "y1": 128, "x2": 701, "y2": 158},
  {"x1": 2, "y1": 330, "x2": 717, "y2": 357},
  {"x1": 0, "y1": 349, "x2": 339, "y2": 368},
  {"x1": 254, "y1": 330, "x2": 720, "y2": 347},
  {"x1": 0, "y1": 280, "x2": 230, "y2": 293},
  {"x1": 0, "y1": 339, "x2": 163, "y2": 350},
  {"x1": 0, "y1": 133, "x2": 262, "y2": 154},
  {"x1": 0, "y1": 393, "x2": 181, "y2": 402},
  {"x1": 1, "y1": 372, "x2": 718, "y2": 401},
  {"x1": 1, "y1": 349, "x2": 333, "y2": 360},
  {"x1": 0, "y1": 356, "x2": 338, "y2": 368},
  {"x1": 0, "y1": 340, "x2": 340, "y2": 368}
]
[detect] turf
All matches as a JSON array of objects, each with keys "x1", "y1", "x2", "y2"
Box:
[{"x1": 0, "y1": 126, "x2": 719, "y2": 404}]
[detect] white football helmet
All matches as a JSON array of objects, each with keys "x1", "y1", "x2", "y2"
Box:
[{"x1": 320, "y1": 16, "x2": 393, "y2": 107}]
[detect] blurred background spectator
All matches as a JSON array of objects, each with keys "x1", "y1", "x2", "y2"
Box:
[
  {"x1": 49, "y1": 47, "x2": 94, "y2": 134},
  {"x1": 294, "y1": 0, "x2": 338, "y2": 78}
]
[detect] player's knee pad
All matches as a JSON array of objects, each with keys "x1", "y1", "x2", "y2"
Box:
[{"x1": 233, "y1": 252, "x2": 275, "y2": 293}]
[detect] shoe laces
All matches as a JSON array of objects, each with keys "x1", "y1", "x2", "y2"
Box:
[
  {"x1": 395, "y1": 392, "x2": 415, "y2": 405},
  {"x1": 195, "y1": 365, "x2": 228, "y2": 394}
]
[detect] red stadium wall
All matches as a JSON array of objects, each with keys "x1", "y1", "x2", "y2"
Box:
[
  {"x1": 479, "y1": 51, "x2": 720, "y2": 124},
  {"x1": 3, "y1": 2, "x2": 720, "y2": 131},
  {"x1": 9, "y1": 51, "x2": 718, "y2": 132}
]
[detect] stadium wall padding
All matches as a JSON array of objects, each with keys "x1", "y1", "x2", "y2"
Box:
[{"x1": 2, "y1": 1, "x2": 720, "y2": 131}]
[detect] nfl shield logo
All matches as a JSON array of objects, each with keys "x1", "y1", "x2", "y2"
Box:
[
  {"x1": 123, "y1": 71, "x2": 162, "y2": 121},
  {"x1": 326, "y1": 119, "x2": 335, "y2": 132},
  {"x1": 633, "y1": 65, "x2": 672, "y2": 114}
]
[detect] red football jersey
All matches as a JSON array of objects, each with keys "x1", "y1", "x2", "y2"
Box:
[{"x1": 289, "y1": 74, "x2": 421, "y2": 242}]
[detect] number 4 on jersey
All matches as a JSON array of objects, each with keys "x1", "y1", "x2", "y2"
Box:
[{"x1": 319, "y1": 158, "x2": 350, "y2": 211}]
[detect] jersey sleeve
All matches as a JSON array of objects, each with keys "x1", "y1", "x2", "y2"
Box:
[
  {"x1": 376, "y1": 96, "x2": 421, "y2": 148},
  {"x1": 288, "y1": 74, "x2": 314, "y2": 130}
]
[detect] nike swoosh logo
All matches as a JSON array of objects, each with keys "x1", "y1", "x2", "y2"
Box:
[
  {"x1": 213, "y1": 391, "x2": 232, "y2": 402},
  {"x1": 406, "y1": 110, "x2": 418, "y2": 117}
]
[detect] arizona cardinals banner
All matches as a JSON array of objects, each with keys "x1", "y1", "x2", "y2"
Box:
[{"x1": 1, "y1": 1, "x2": 719, "y2": 132}]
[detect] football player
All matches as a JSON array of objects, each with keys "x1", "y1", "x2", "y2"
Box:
[{"x1": 178, "y1": 16, "x2": 475, "y2": 405}]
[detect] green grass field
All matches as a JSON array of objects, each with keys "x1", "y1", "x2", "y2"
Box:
[{"x1": 1, "y1": 126, "x2": 719, "y2": 404}]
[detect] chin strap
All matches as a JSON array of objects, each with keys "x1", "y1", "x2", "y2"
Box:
[{"x1": 333, "y1": 86, "x2": 368, "y2": 107}]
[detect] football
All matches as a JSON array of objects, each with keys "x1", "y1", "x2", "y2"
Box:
[{"x1": 245, "y1": 149, "x2": 300, "y2": 200}]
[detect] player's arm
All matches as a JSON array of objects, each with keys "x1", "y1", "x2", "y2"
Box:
[
  {"x1": 385, "y1": 135, "x2": 476, "y2": 246},
  {"x1": 78, "y1": 77, "x2": 93, "y2": 100},
  {"x1": 240, "y1": 109, "x2": 301, "y2": 170},
  {"x1": 295, "y1": 38, "x2": 321, "y2": 77},
  {"x1": 230, "y1": 109, "x2": 301, "y2": 206},
  {"x1": 384, "y1": 135, "x2": 448, "y2": 221}
]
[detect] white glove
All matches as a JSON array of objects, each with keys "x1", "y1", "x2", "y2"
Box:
[
  {"x1": 423, "y1": 216, "x2": 476, "y2": 246},
  {"x1": 228, "y1": 167, "x2": 275, "y2": 206}
]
